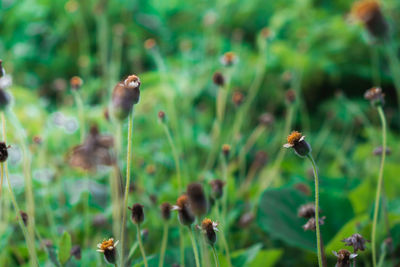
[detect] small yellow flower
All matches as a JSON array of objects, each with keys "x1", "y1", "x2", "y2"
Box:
[
  {"x1": 284, "y1": 131, "x2": 304, "y2": 148},
  {"x1": 96, "y1": 238, "x2": 118, "y2": 253}
]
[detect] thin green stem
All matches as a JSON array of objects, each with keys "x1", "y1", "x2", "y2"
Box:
[
  {"x1": 125, "y1": 241, "x2": 138, "y2": 264},
  {"x1": 221, "y1": 155, "x2": 228, "y2": 223},
  {"x1": 137, "y1": 224, "x2": 148, "y2": 267},
  {"x1": 72, "y1": 90, "x2": 85, "y2": 142},
  {"x1": 211, "y1": 246, "x2": 220, "y2": 267},
  {"x1": 371, "y1": 106, "x2": 387, "y2": 267},
  {"x1": 214, "y1": 201, "x2": 232, "y2": 267},
  {"x1": 306, "y1": 154, "x2": 323, "y2": 267},
  {"x1": 162, "y1": 123, "x2": 182, "y2": 191},
  {"x1": 188, "y1": 226, "x2": 201, "y2": 267},
  {"x1": 179, "y1": 226, "x2": 185, "y2": 267},
  {"x1": 158, "y1": 223, "x2": 169, "y2": 267},
  {"x1": 120, "y1": 111, "x2": 134, "y2": 264}
]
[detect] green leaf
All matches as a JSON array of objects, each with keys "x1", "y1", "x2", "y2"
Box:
[
  {"x1": 58, "y1": 231, "x2": 72, "y2": 265},
  {"x1": 247, "y1": 249, "x2": 283, "y2": 267},
  {"x1": 231, "y1": 243, "x2": 263, "y2": 266}
]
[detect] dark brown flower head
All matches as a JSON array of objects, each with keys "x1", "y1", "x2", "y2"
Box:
[
  {"x1": 158, "y1": 110, "x2": 166, "y2": 122},
  {"x1": 0, "y1": 89, "x2": 10, "y2": 110},
  {"x1": 342, "y1": 233, "x2": 368, "y2": 253},
  {"x1": 71, "y1": 245, "x2": 81, "y2": 260},
  {"x1": 333, "y1": 249, "x2": 357, "y2": 267},
  {"x1": 212, "y1": 72, "x2": 225, "y2": 87},
  {"x1": 373, "y1": 146, "x2": 391, "y2": 156},
  {"x1": 232, "y1": 91, "x2": 244, "y2": 106},
  {"x1": 97, "y1": 238, "x2": 119, "y2": 264},
  {"x1": 222, "y1": 144, "x2": 231, "y2": 158},
  {"x1": 187, "y1": 182, "x2": 208, "y2": 217},
  {"x1": 70, "y1": 76, "x2": 83, "y2": 90},
  {"x1": 19, "y1": 211, "x2": 28, "y2": 226},
  {"x1": 111, "y1": 74, "x2": 141, "y2": 120},
  {"x1": 302, "y1": 216, "x2": 326, "y2": 231},
  {"x1": 0, "y1": 142, "x2": 9, "y2": 162},
  {"x1": 259, "y1": 113, "x2": 274, "y2": 127},
  {"x1": 200, "y1": 218, "x2": 218, "y2": 245},
  {"x1": 128, "y1": 203, "x2": 144, "y2": 224},
  {"x1": 285, "y1": 89, "x2": 296, "y2": 104},
  {"x1": 352, "y1": 0, "x2": 388, "y2": 39},
  {"x1": 173, "y1": 194, "x2": 195, "y2": 226},
  {"x1": 364, "y1": 87, "x2": 384, "y2": 106},
  {"x1": 160, "y1": 202, "x2": 172, "y2": 221},
  {"x1": 220, "y1": 52, "x2": 238, "y2": 66},
  {"x1": 209, "y1": 179, "x2": 225, "y2": 200},
  {"x1": 283, "y1": 131, "x2": 311, "y2": 157},
  {"x1": 298, "y1": 203, "x2": 319, "y2": 219},
  {"x1": 144, "y1": 38, "x2": 156, "y2": 50},
  {"x1": 68, "y1": 125, "x2": 114, "y2": 171}
]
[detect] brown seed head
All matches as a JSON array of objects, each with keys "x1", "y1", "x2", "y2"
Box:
[
  {"x1": 364, "y1": 87, "x2": 384, "y2": 106},
  {"x1": 186, "y1": 183, "x2": 208, "y2": 216},
  {"x1": 302, "y1": 216, "x2": 326, "y2": 231},
  {"x1": 333, "y1": 249, "x2": 357, "y2": 267},
  {"x1": 298, "y1": 203, "x2": 319, "y2": 218},
  {"x1": 161, "y1": 202, "x2": 172, "y2": 221},
  {"x1": 111, "y1": 75, "x2": 141, "y2": 120},
  {"x1": 70, "y1": 76, "x2": 83, "y2": 90},
  {"x1": 128, "y1": 203, "x2": 144, "y2": 224},
  {"x1": 177, "y1": 195, "x2": 189, "y2": 209},
  {"x1": 352, "y1": 0, "x2": 388, "y2": 38},
  {"x1": 232, "y1": 91, "x2": 244, "y2": 106},
  {"x1": 342, "y1": 233, "x2": 369, "y2": 252},
  {"x1": 212, "y1": 72, "x2": 225, "y2": 86}
]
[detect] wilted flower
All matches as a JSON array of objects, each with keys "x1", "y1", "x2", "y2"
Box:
[
  {"x1": 199, "y1": 218, "x2": 219, "y2": 245},
  {"x1": 364, "y1": 87, "x2": 384, "y2": 106},
  {"x1": 220, "y1": 52, "x2": 238, "y2": 66},
  {"x1": 111, "y1": 74, "x2": 141, "y2": 120},
  {"x1": 209, "y1": 179, "x2": 225, "y2": 200},
  {"x1": 333, "y1": 249, "x2": 357, "y2": 267},
  {"x1": 173, "y1": 194, "x2": 195, "y2": 226},
  {"x1": 161, "y1": 202, "x2": 172, "y2": 221},
  {"x1": 187, "y1": 183, "x2": 208, "y2": 217},
  {"x1": 212, "y1": 72, "x2": 225, "y2": 87},
  {"x1": 298, "y1": 203, "x2": 319, "y2": 219},
  {"x1": 0, "y1": 142, "x2": 10, "y2": 162},
  {"x1": 68, "y1": 125, "x2": 114, "y2": 171},
  {"x1": 283, "y1": 131, "x2": 312, "y2": 157},
  {"x1": 97, "y1": 238, "x2": 119, "y2": 264},
  {"x1": 351, "y1": 0, "x2": 388, "y2": 39},
  {"x1": 129, "y1": 203, "x2": 145, "y2": 224},
  {"x1": 70, "y1": 76, "x2": 83, "y2": 90},
  {"x1": 302, "y1": 216, "x2": 326, "y2": 231},
  {"x1": 342, "y1": 233, "x2": 368, "y2": 253}
]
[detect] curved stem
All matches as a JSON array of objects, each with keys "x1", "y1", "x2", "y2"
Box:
[
  {"x1": 137, "y1": 224, "x2": 148, "y2": 267},
  {"x1": 211, "y1": 246, "x2": 220, "y2": 267},
  {"x1": 188, "y1": 226, "x2": 201, "y2": 267},
  {"x1": 158, "y1": 223, "x2": 169, "y2": 267},
  {"x1": 371, "y1": 106, "x2": 387, "y2": 267},
  {"x1": 306, "y1": 154, "x2": 323, "y2": 267},
  {"x1": 162, "y1": 123, "x2": 182, "y2": 191},
  {"x1": 120, "y1": 111, "x2": 134, "y2": 264}
]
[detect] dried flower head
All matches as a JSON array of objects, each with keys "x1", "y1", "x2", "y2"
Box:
[
  {"x1": 71, "y1": 245, "x2": 81, "y2": 260},
  {"x1": 232, "y1": 91, "x2": 244, "y2": 106},
  {"x1": 160, "y1": 202, "x2": 172, "y2": 221},
  {"x1": 173, "y1": 194, "x2": 195, "y2": 226},
  {"x1": 111, "y1": 74, "x2": 141, "y2": 120},
  {"x1": 212, "y1": 72, "x2": 225, "y2": 87},
  {"x1": 285, "y1": 89, "x2": 296, "y2": 104},
  {"x1": 283, "y1": 131, "x2": 312, "y2": 157},
  {"x1": 220, "y1": 52, "x2": 238, "y2": 66},
  {"x1": 333, "y1": 249, "x2": 357, "y2": 267},
  {"x1": 373, "y1": 146, "x2": 391, "y2": 156},
  {"x1": 200, "y1": 218, "x2": 219, "y2": 245},
  {"x1": 0, "y1": 142, "x2": 9, "y2": 162},
  {"x1": 342, "y1": 233, "x2": 368, "y2": 253},
  {"x1": 222, "y1": 144, "x2": 231, "y2": 158},
  {"x1": 128, "y1": 203, "x2": 145, "y2": 224},
  {"x1": 187, "y1": 182, "x2": 208, "y2": 217},
  {"x1": 70, "y1": 76, "x2": 83, "y2": 90},
  {"x1": 144, "y1": 38, "x2": 156, "y2": 50},
  {"x1": 209, "y1": 179, "x2": 225, "y2": 199},
  {"x1": 364, "y1": 87, "x2": 384, "y2": 106},
  {"x1": 68, "y1": 125, "x2": 114, "y2": 171},
  {"x1": 158, "y1": 110, "x2": 166, "y2": 122},
  {"x1": 19, "y1": 211, "x2": 28, "y2": 226},
  {"x1": 302, "y1": 216, "x2": 326, "y2": 231},
  {"x1": 352, "y1": 0, "x2": 388, "y2": 39},
  {"x1": 97, "y1": 238, "x2": 119, "y2": 264},
  {"x1": 298, "y1": 203, "x2": 319, "y2": 219},
  {"x1": 259, "y1": 113, "x2": 274, "y2": 127}
]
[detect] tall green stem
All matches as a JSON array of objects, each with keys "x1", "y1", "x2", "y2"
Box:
[
  {"x1": 306, "y1": 154, "x2": 323, "y2": 267},
  {"x1": 162, "y1": 123, "x2": 182, "y2": 191},
  {"x1": 211, "y1": 246, "x2": 220, "y2": 267},
  {"x1": 72, "y1": 90, "x2": 85, "y2": 142},
  {"x1": 158, "y1": 223, "x2": 169, "y2": 267},
  {"x1": 120, "y1": 111, "x2": 134, "y2": 264},
  {"x1": 371, "y1": 106, "x2": 387, "y2": 267},
  {"x1": 137, "y1": 224, "x2": 148, "y2": 267},
  {"x1": 188, "y1": 227, "x2": 201, "y2": 267},
  {"x1": 180, "y1": 227, "x2": 185, "y2": 267}
]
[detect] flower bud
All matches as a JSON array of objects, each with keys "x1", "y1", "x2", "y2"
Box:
[
  {"x1": 200, "y1": 218, "x2": 218, "y2": 245},
  {"x1": 364, "y1": 87, "x2": 384, "y2": 106},
  {"x1": 222, "y1": 144, "x2": 231, "y2": 158},
  {"x1": 283, "y1": 131, "x2": 311, "y2": 157},
  {"x1": 352, "y1": 0, "x2": 388, "y2": 39},
  {"x1": 212, "y1": 72, "x2": 225, "y2": 87},
  {"x1": 175, "y1": 195, "x2": 195, "y2": 226},
  {"x1": 111, "y1": 75, "x2": 141, "y2": 120},
  {"x1": 342, "y1": 233, "x2": 368, "y2": 253},
  {"x1": 232, "y1": 91, "x2": 244, "y2": 106},
  {"x1": 187, "y1": 183, "x2": 208, "y2": 217},
  {"x1": 158, "y1": 110, "x2": 166, "y2": 122},
  {"x1": 209, "y1": 179, "x2": 225, "y2": 200},
  {"x1": 333, "y1": 249, "x2": 357, "y2": 267},
  {"x1": 128, "y1": 203, "x2": 144, "y2": 224},
  {"x1": 70, "y1": 76, "x2": 83, "y2": 90},
  {"x1": 97, "y1": 238, "x2": 119, "y2": 264},
  {"x1": 160, "y1": 202, "x2": 172, "y2": 221}
]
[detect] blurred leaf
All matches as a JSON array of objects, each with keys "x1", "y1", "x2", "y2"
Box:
[
  {"x1": 231, "y1": 243, "x2": 262, "y2": 266},
  {"x1": 247, "y1": 249, "x2": 283, "y2": 267},
  {"x1": 58, "y1": 231, "x2": 72, "y2": 265}
]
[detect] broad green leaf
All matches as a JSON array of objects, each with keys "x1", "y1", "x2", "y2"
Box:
[
  {"x1": 231, "y1": 243, "x2": 262, "y2": 266},
  {"x1": 59, "y1": 231, "x2": 72, "y2": 265},
  {"x1": 248, "y1": 249, "x2": 283, "y2": 267}
]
